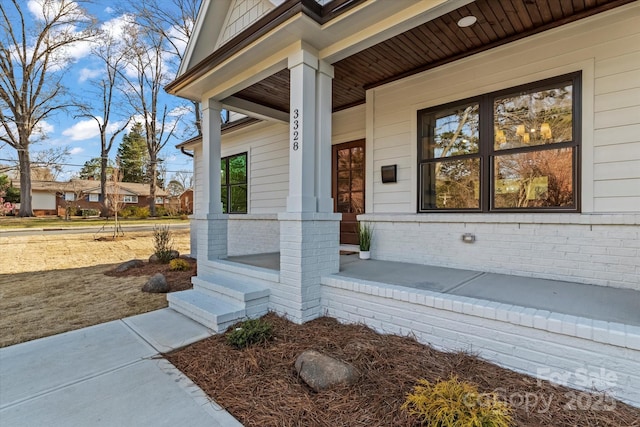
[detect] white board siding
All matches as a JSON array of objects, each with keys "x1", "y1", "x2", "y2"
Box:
[
  {"x1": 332, "y1": 104, "x2": 365, "y2": 144},
  {"x1": 216, "y1": 105, "x2": 366, "y2": 216},
  {"x1": 216, "y1": 0, "x2": 275, "y2": 49},
  {"x1": 222, "y1": 121, "x2": 289, "y2": 214},
  {"x1": 369, "y1": 3, "x2": 640, "y2": 214}
]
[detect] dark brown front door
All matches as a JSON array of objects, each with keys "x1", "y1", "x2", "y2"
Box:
[{"x1": 333, "y1": 140, "x2": 365, "y2": 245}]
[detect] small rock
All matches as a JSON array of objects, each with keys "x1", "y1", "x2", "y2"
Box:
[
  {"x1": 149, "y1": 250, "x2": 180, "y2": 264},
  {"x1": 142, "y1": 273, "x2": 169, "y2": 293},
  {"x1": 295, "y1": 350, "x2": 359, "y2": 392},
  {"x1": 115, "y1": 259, "x2": 144, "y2": 273}
]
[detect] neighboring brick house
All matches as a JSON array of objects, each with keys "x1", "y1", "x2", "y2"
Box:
[
  {"x1": 16, "y1": 180, "x2": 167, "y2": 216},
  {"x1": 179, "y1": 189, "x2": 194, "y2": 214}
]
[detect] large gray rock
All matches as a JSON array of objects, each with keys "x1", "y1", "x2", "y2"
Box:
[
  {"x1": 115, "y1": 259, "x2": 144, "y2": 273},
  {"x1": 149, "y1": 250, "x2": 180, "y2": 264},
  {"x1": 295, "y1": 350, "x2": 359, "y2": 392},
  {"x1": 142, "y1": 273, "x2": 169, "y2": 293}
]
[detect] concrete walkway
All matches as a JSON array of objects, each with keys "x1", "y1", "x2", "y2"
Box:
[{"x1": 0, "y1": 309, "x2": 243, "y2": 427}]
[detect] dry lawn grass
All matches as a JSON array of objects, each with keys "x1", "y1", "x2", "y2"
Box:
[{"x1": 0, "y1": 230, "x2": 191, "y2": 347}]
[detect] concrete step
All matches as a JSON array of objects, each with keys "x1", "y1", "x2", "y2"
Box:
[
  {"x1": 192, "y1": 274, "x2": 270, "y2": 304},
  {"x1": 208, "y1": 259, "x2": 280, "y2": 283},
  {"x1": 167, "y1": 290, "x2": 245, "y2": 333}
]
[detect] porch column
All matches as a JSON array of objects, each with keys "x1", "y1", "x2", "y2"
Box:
[
  {"x1": 315, "y1": 60, "x2": 334, "y2": 213},
  {"x1": 286, "y1": 49, "x2": 317, "y2": 213},
  {"x1": 200, "y1": 98, "x2": 228, "y2": 261},
  {"x1": 277, "y1": 49, "x2": 340, "y2": 324}
]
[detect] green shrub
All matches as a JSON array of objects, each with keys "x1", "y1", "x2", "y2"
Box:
[
  {"x1": 402, "y1": 376, "x2": 512, "y2": 427},
  {"x1": 226, "y1": 318, "x2": 274, "y2": 349},
  {"x1": 118, "y1": 206, "x2": 134, "y2": 218},
  {"x1": 155, "y1": 205, "x2": 167, "y2": 217},
  {"x1": 134, "y1": 206, "x2": 150, "y2": 219},
  {"x1": 169, "y1": 258, "x2": 190, "y2": 271},
  {"x1": 153, "y1": 225, "x2": 174, "y2": 263}
]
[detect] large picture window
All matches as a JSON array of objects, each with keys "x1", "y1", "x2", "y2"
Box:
[
  {"x1": 418, "y1": 72, "x2": 580, "y2": 212},
  {"x1": 221, "y1": 152, "x2": 247, "y2": 214}
]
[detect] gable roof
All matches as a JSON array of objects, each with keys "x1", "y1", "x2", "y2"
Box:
[{"x1": 169, "y1": 0, "x2": 635, "y2": 112}]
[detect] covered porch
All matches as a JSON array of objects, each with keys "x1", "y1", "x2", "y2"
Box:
[
  {"x1": 194, "y1": 252, "x2": 640, "y2": 406},
  {"x1": 165, "y1": 0, "x2": 640, "y2": 407}
]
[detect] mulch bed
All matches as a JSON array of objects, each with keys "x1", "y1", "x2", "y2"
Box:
[
  {"x1": 167, "y1": 313, "x2": 640, "y2": 427},
  {"x1": 104, "y1": 258, "x2": 196, "y2": 292}
]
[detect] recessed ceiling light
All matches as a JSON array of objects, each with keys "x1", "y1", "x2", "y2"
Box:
[{"x1": 457, "y1": 15, "x2": 477, "y2": 28}]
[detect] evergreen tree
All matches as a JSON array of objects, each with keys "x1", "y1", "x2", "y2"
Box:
[
  {"x1": 116, "y1": 123, "x2": 149, "y2": 183},
  {"x1": 78, "y1": 158, "x2": 114, "y2": 181}
]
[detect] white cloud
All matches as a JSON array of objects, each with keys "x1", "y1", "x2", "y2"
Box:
[
  {"x1": 33, "y1": 120, "x2": 54, "y2": 138},
  {"x1": 167, "y1": 24, "x2": 189, "y2": 57},
  {"x1": 62, "y1": 118, "x2": 100, "y2": 141},
  {"x1": 168, "y1": 105, "x2": 192, "y2": 117},
  {"x1": 101, "y1": 14, "x2": 134, "y2": 40},
  {"x1": 104, "y1": 6, "x2": 114, "y2": 14},
  {"x1": 69, "y1": 147, "x2": 84, "y2": 155},
  {"x1": 27, "y1": 1, "x2": 94, "y2": 68},
  {"x1": 78, "y1": 67, "x2": 102, "y2": 83}
]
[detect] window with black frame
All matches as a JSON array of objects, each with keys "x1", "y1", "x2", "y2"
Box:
[
  {"x1": 418, "y1": 72, "x2": 580, "y2": 212},
  {"x1": 221, "y1": 152, "x2": 247, "y2": 214}
]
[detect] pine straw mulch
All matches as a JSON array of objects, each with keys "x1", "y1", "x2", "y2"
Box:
[
  {"x1": 104, "y1": 257, "x2": 197, "y2": 292},
  {"x1": 167, "y1": 313, "x2": 640, "y2": 427}
]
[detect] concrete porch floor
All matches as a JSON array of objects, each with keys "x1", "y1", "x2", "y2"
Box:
[{"x1": 226, "y1": 252, "x2": 640, "y2": 327}]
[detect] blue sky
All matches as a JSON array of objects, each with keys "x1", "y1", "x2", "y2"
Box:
[{"x1": 0, "y1": 1, "x2": 196, "y2": 182}]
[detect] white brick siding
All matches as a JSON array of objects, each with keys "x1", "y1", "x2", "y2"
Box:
[
  {"x1": 359, "y1": 213, "x2": 640, "y2": 291},
  {"x1": 271, "y1": 213, "x2": 340, "y2": 323},
  {"x1": 321, "y1": 276, "x2": 640, "y2": 407},
  {"x1": 227, "y1": 214, "x2": 279, "y2": 256}
]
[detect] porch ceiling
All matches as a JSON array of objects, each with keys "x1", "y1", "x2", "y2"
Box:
[{"x1": 233, "y1": 0, "x2": 633, "y2": 113}]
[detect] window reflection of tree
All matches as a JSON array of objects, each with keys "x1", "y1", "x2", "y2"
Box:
[
  {"x1": 495, "y1": 148, "x2": 573, "y2": 208},
  {"x1": 337, "y1": 146, "x2": 364, "y2": 214},
  {"x1": 431, "y1": 105, "x2": 480, "y2": 208}
]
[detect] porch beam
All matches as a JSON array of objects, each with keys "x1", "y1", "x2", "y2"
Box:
[{"x1": 222, "y1": 96, "x2": 289, "y2": 124}]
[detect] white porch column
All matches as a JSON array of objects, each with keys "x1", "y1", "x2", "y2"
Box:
[
  {"x1": 286, "y1": 49, "x2": 318, "y2": 213},
  {"x1": 315, "y1": 60, "x2": 334, "y2": 213},
  {"x1": 277, "y1": 49, "x2": 340, "y2": 324},
  {"x1": 199, "y1": 98, "x2": 227, "y2": 261}
]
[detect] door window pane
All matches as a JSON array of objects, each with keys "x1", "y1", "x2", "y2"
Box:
[
  {"x1": 351, "y1": 191, "x2": 364, "y2": 214},
  {"x1": 493, "y1": 147, "x2": 574, "y2": 208}
]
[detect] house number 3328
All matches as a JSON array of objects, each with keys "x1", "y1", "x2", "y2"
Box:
[{"x1": 291, "y1": 109, "x2": 300, "y2": 151}]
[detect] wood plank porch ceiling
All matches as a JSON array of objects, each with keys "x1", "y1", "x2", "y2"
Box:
[{"x1": 234, "y1": 0, "x2": 632, "y2": 113}]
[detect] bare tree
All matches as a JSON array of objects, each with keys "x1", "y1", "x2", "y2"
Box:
[
  {"x1": 105, "y1": 164, "x2": 125, "y2": 239},
  {"x1": 79, "y1": 30, "x2": 131, "y2": 212},
  {"x1": 132, "y1": 0, "x2": 201, "y2": 135},
  {"x1": 171, "y1": 170, "x2": 193, "y2": 189},
  {"x1": 0, "y1": 0, "x2": 96, "y2": 216},
  {"x1": 121, "y1": 21, "x2": 182, "y2": 217}
]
